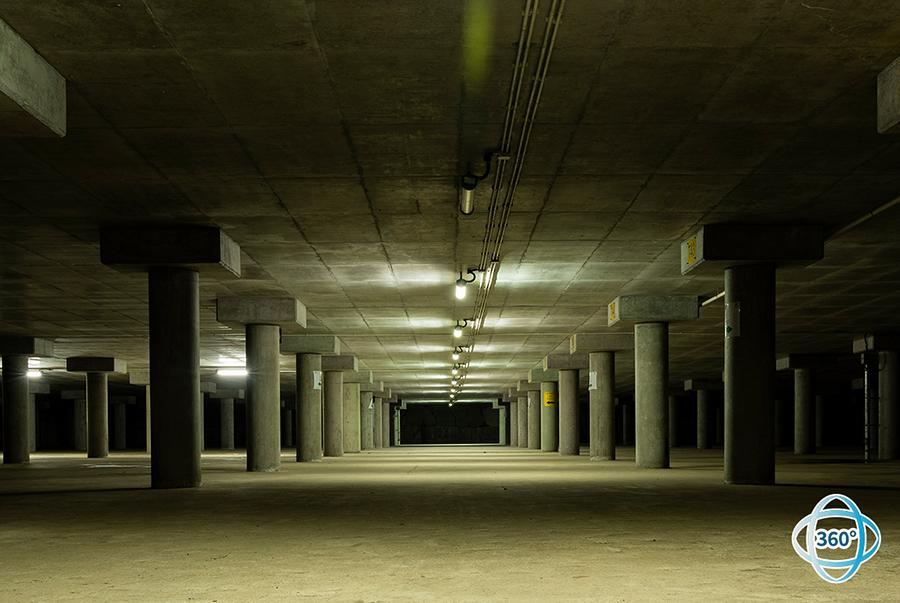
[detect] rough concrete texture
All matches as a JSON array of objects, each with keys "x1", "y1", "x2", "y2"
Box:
[
  {"x1": 570, "y1": 333, "x2": 633, "y2": 353},
  {"x1": 608, "y1": 295, "x2": 699, "y2": 326},
  {"x1": 100, "y1": 226, "x2": 241, "y2": 277},
  {"x1": 877, "y1": 55, "x2": 900, "y2": 133},
  {"x1": 342, "y1": 383, "x2": 361, "y2": 453},
  {"x1": 321, "y1": 355, "x2": 358, "y2": 371},
  {"x1": 65, "y1": 357, "x2": 125, "y2": 374},
  {"x1": 544, "y1": 353, "x2": 588, "y2": 370},
  {"x1": 0, "y1": 448, "x2": 898, "y2": 601},
  {"x1": 681, "y1": 224, "x2": 824, "y2": 275},
  {"x1": 216, "y1": 296, "x2": 306, "y2": 329}
]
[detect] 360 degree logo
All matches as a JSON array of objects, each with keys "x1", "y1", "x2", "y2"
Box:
[{"x1": 792, "y1": 494, "x2": 881, "y2": 584}]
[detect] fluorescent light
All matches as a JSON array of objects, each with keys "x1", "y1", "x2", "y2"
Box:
[
  {"x1": 451, "y1": 367, "x2": 459, "y2": 376},
  {"x1": 455, "y1": 282, "x2": 467, "y2": 300},
  {"x1": 26, "y1": 370, "x2": 42, "y2": 379},
  {"x1": 28, "y1": 358, "x2": 40, "y2": 368},
  {"x1": 451, "y1": 379, "x2": 458, "y2": 386},
  {"x1": 217, "y1": 368, "x2": 248, "y2": 377},
  {"x1": 451, "y1": 351, "x2": 460, "y2": 361},
  {"x1": 453, "y1": 326, "x2": 463, "y2": 338}
]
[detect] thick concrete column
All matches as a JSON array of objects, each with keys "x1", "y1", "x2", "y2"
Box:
[
  {"x1": 516, "y1": 395, "x2": 527, "y2": 448},
  {"x1": 540, "y1": 381, "x2": 558, "y2": 452},
  {"x1": 112, "y1": 402, "x2": 126, "y2": 450},
  {"x1": 498, "y1": 404, "x2": 508, "y2": 445},
  {"x1": 815, "y1": 395, "x2": 824, "y2": 448},
  {"x1": 374, "y1": 397, "x2": 384, "y2": 448},
  {"x1": 245, "y1": 323, "x2": 281, "y2": 472},
  {"x1": 1, "y1": 355, "x2": 29, "y2": 464},
  {"x1": 360, "y1": 391, "x2": 375, "y2": 450},
  {"x1": 73, "y1": 398, "x2": 87, "y2": 452},
  {"x1": 149, "y1": 268, "x2": 201, "y2": 488},
  {"x1": 220, "y1": 399, "x2": 235, "y2": 450},
  {"x1": 558, "y1": 369, "x2": 578, "y2": 455},
  {"x1": 343, "y1": 383, "x2": 361, "y2": 452},
  {"x1": 527, "y1": 390, "x2": 540, "y2": 450},
  {"x1": 382, "y1": 401, "x2": 391, "y2": 447},
  {"x1": 144, "y1": 385, "x2": 151, "y2": 453},
  {"x1": 793, "y1": 367, "x2": 815, "y2": 455},
  {"x1": 297, "y1": 353, "x2": 323, "y2": 462},
  {"x1": 880, "y1": 350, "x2": 899, "y2": 460},
  {"x1": 323, "y1": 370, "x2": 344, "y2": 457},
  {"x1": 668, "y1": 395, "x2": 679, "y2": 448},
  {"x1": 724, "y1": 263, "x2": 776, "y2": 484},
  {"x1": 634, "y1": 322, "x2": 669, "y2": 468},
  {"x1": 86, "y1": 372, "x2": 109, "y2": 459},
  {"x1": 590, "y1": 352, "x2": 615, "y2": 460},
  {"x1": 696, "y1": 390, "x2": 709, "y2": 450},
  {"x1": 509, "y1": 401, "x2": 518, "y2": 447}
]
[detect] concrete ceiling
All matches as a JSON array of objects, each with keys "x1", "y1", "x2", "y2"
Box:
[{"x1": 1, "y1": 0, "x2": 900, "y2": 396}]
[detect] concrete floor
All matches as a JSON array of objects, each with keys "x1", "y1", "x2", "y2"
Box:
[{"x1": 0, "y1": 447, "x2": 897, "y2": 601}]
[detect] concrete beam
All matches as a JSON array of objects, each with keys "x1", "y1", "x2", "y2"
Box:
[
  {"x1": 210, "y1": 388, "x2": 245, "y2": 400},
  {"x1": 684, "y1": 378, "x2": 723, "y2": 391},
  {"x1": 0, "y1": 17, "x2": 66, "y2": 137},
  {"x1": 878, "y1": 56, "x2": 900, "y2": 134},
  {"x1": 216, "y1": 296, "x2": 306, "y2": 329},
  {"x1": 60, "y1": 390, "x2": 85, "y2": 400},
  {"x1": 529, "y1": 368, "x2": 559, "y2": 383},
  {"x1": 200, "y1": 382, "x2": 217, "y2": 394},
  {"x1": 775, "y1": 354, "x2": 861, "y2": 372},
  {"x1": 0, "y1": 336, "x2": 53, "y2": 357},
  {"x1": 321, "y1": 355, "x2": 358, "y2": 372},
  {"x1": 280, "y1": 335, "x2": 340, "y2": 355},
  {"x1": 608, "y1": 295, "x2": 699, "y2": 326},
  {"x1": 544, "y1": 353, "x2": 588, "y2": 370},
  {"x1": 852, "y1": 333, "x2": 900, "y2": 354},
  {"x1": 128, "y1": 369, "x2": 150, "y2": 385},
  {"x1": 66, "y1": 357, "x2": 126, "y2": 374},
  {"x1": 570, "y1": 333, "x2": 633, "y2": 353},
  {"x1": 29, "y1": 381, "x2": 50, "y2": 395},
  {"x1": 517, "y1": 380, "x2": 540, "y2": 392},
  {"x1": 680, "y1": 224, "x2": 824, "y2": 275},
  {"x1": 360, "y1": 380, "x2": 384, "y2": 393},
  {"x1": 341, "y1": 370, "x2": 373, "y2": 384},
  {"x1": 100, "y1": 225, "x2": 241, "y2": 277}
]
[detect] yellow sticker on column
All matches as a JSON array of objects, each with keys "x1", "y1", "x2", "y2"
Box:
[
  {"x1": 543, "y1": 391, "x2": 557, "y2": 406},
  {"x1": 686, "y1": 236, "x2": 697, "y2": 266},
  {"x1": 607, "y1": 299, "x2": 618, "y2": 323}
]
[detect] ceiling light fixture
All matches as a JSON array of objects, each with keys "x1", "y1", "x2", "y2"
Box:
[
  {"x1": 453, "y1": 319, "x2": 471, "y2": 339},
  {"x1": 217, "y1": 368, "x2": 248, "y2": 377},
  {"x1": 454, "y1": 268, "x2": 480, "y2": 300},
  {"x1": 458, "y1": 150, "x2": 508, "y2": 215},
  {"x1": 26, "y1": 370, "x2": 42, "y2": 379}
]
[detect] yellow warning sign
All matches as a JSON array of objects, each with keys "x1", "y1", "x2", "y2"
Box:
[
  {"x1": 607, "y1": 299, "x2": 618, "y2": 323},
  {"x1": 543, "y1": 391, "x2": 556, "y2": 406},
  {"x1": 686, "y1": 236, "x2": 697, "y2": 266}
]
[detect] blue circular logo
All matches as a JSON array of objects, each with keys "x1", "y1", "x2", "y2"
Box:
[{"x1": 792, "y1": 493, "x2": 881, "y2": 584}]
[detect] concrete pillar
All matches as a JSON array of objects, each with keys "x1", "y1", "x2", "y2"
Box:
[
  {"x1": 540, "y1": 381, "x2": 558, "y2": 452},
  {"x1": 144, "y1": 385, "x2": 151, "y2": 453},
  {"x1": 499, "y1": 404, "x2": 508, "y2": 445},
  {"x1": 394, "y1": 406, "x2": 401, "y2": 445},
  {"x1": 246, "y1": 323, "x2": 281, "y2": 471},
  {"x1": 527, "y1": 390, "x2": 540, "y2": 450},
  {"x1": 794, "y1": 367, "x2": 814, "y2": 455},
  {"x1": 634, "y1": 322, "x2": 669, "y2": 468},
  {"x1": 696, "y1": 389, "x2": 709, "y2": 450},
  {"x1": 28, "y1": 393, "x2": 36, "y2": 452},
  {"x1": 323, "y1": 371, "x2": 344, "y2": 457},
  {"x1": 880, "y1": 350, "x2": 899, "y2": 460},
  {"x1": 558, "y1": 369, "x2": 579, "y2": 455},
  {"x1": 382, "y1": 401, "x2": 391, "y2": 447},
  {"x1": 297, "y1": 353, "x2": 323, "y2": 462},
  {"x1": 374, "y1": 397, "x2": 384, "y2": 448},
  {"x1": 668, "y1": 395, "x2": 679, "y2": 448},
  {"x1": 112, "y1": 402, "x2": 126, "y2": 450},
  {"x1": 509, "y1": 402, "x2": 518, "y2": 447},
  {"x1": 1, "y1": 355, "x2": 29, "y2": 464},
  {"x1": 86, "y1": 372, "x2": 109, "y2": 459},
  {"x1": 220, "y1": 399, "x2": 235, "y2": 450},
  {"x1": 342, "y1": 383, "x2": 361, "y2": 452},
  {"x1": 516, "y1": 395, "x2": 527, "y2": 448},
  {"x1": 724, "y1": 263, "x2": 775, "y2": 485},
  {"x1": 590, "y1": 352, "x2": 615, "y2": 460},
  {"x1": 73, "y1": 398, "x2": 87, "y2": 452},
  {"x1": 815, "y1": 395, "x2": 824, "y2": 448},
  {"x1": 360, "y1": 391, "x2": 374, "y2": 450},
  {"x1": 149, "y1": 268, "x2": 201, "y2": 488}
]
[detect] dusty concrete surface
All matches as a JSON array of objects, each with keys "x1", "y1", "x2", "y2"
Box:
[{"x1": 0, "y1": 446, "x2": 898, "y2": 601}]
